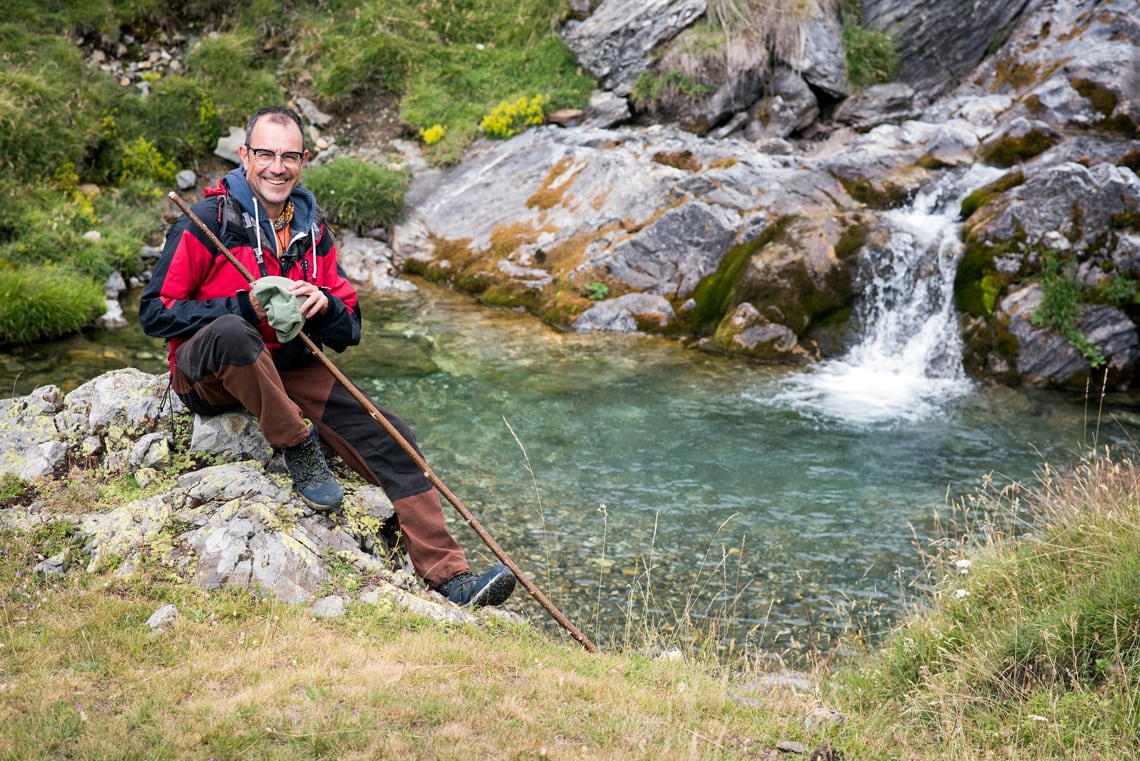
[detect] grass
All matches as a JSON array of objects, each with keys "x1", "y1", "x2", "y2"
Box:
[{"x1": 0, "y1": 529, "x2": 817, "y2": 760}]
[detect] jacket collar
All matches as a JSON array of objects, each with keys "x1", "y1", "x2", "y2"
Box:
[{"x1": 221, "y1": 167, "x2": 318, "y2": 241}]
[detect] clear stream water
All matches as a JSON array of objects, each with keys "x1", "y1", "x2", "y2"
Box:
[{"x1": 5, "y1": 168, "x2": 1140, "y2": 654}]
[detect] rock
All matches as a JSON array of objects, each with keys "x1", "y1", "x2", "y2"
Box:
[
  {"x1": 862, "y1": 0, "x2": 1027, "y2": 100},
  {"x1": 561, "y1": 0, "x2": 706, "y2": 96},
  {"x1": 572, "y1": 293, "x2": 676, "y2": 332},
  {"x1": 146, "y1": 604, "x2": 179, "y2": 629},
  {"x1": 336, "y1": 230, "x2": 419, "y2": 294},
  {"x1": 1000, "y1": 284, "x2": 1140, "y2": 390},
  {"x1": 190, "y1": 411, "x2": 273, "y2": 464},
  {"x1": 547, "y1": 108, "x2": 584, "y2": 127},
  {"x1": 96, "y1": 298, "x2": 128, "y2": 330},
  {"x1": 803, "y1": 706, "x2": 845, "y2": 733},
  {"x1": 796, "y1": 2, "x2": 849, "y2": 100},
  {"x1": 311, "y1": 595, "x2": 347, "y2": 618},
  {"x1": 747, "y1": 66, "x2": 821, "y2": 140},
  {"x1": 214, "y1": 126, "x2": 245, "y2": 165},
  {"x1": 833, "y1": 83, "x2": 921, "y2": 130},
  {"x1": 978, "y1": 117, "x2": 1064, "y2": 167},
  {"x1": 1, "y1": 384, "x2": 69, "y2": 480},
  {"x1": 175, "y1": 169, "x2": 197, "y2": 190},
  {"x1": 34, "y1": 550, "x2": 69, "y2": 577},
  {"x1": 296, "y1": 96, "x2": 334, "y2": 128},
  {"x1": 583, "y1": 89, "x2": 631, "y2": 128}
]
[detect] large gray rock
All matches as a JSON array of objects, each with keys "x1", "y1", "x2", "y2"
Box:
[
  {"x1": 562, "y1": 0, "x2": 707, "y2": 96},
  {"x1": 1, "y1": 370, "x2": 516, "y2": 629},
  {"x1": 965, "y1": 162, "x2": 1140, "y2": 283},
  {"x1": 1000, "y1": 284, "x2": 1140, "y2": 389},
  {"x1": 861, "y1": 0, "x2": 1030, "y2": 100}
]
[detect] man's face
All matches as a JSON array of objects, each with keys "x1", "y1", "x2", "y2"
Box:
[{"x1": 239, "y1": 117, "x2": 307, "y2": 216}]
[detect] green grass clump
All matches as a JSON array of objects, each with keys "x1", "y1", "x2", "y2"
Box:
[
  {"x1": 840, "y1": 2, "x2": 897, "y2": 89},
  {"x1": 0, "y1": 265, "x2": 107, "y2": 345},
  {"x1": 303, "y1": 158, "x2": 411, "y2": 234},
  {"x1": 183, "y1": 30, "x2": 283, "y2": 125}
]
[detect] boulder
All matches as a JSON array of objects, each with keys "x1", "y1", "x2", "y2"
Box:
[{"x1": 561, "y1": 0, "x2": 706, "y2": 96}]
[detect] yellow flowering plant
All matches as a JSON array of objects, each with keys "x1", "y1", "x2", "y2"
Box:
[{"x1": 480, "y1": 94, "x2": 546, "y2": 139}]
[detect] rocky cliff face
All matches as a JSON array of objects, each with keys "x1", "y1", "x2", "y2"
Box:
[{"x1": 384, "y1": 0, "x2": 1139, "y2": 391}]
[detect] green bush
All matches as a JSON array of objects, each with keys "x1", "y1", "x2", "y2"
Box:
[
  {"x1": 119, "y1": 137, "x2": 177, "y2": 184},
  {"x1": 842, "y1": 14, "x2": 897, "y2": 89},
  {"x1": 115, "y1": 75, "x2": 222, "y2": 165},
  {"x1": 0, "y1": 265, "x2": 107, "y2": 345},
  {"x1": 0, "y1": 187, "x2": 153, "y2": 280},
  {"x1": 183, "y1": 31, "x2": 282, "y2": 125},
  {"x1": 302, "y1": 158, "x2": 411, "y2": 235}
]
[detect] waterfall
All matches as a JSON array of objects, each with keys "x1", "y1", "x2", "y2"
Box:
[{"x1": 779, "y1": 165, "x2": 1005, "y2": 426}]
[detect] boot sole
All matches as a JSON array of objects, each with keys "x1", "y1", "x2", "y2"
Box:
[
  {"x1": 469, "y1": 568, "x2": 517, "y2": 608},
  {"x1": 298, "y1": 493, "x2": 344, "y2": 512}
]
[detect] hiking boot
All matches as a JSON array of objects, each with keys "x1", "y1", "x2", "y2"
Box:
[
  {"x1": 283, "y1": 423, "x2": 343, "y2": 511},
  {"x1": 437, "y1": 564, "x2": 517, "y2": 608}
]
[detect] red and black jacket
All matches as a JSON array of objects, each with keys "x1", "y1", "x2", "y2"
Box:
[{"x1": 139, "y1": 171, "x2": 361, "y2": 372}]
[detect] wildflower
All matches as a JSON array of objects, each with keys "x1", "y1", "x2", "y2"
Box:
[
  {"x1": 955, "y1": 588, "x2": 969, "y2": 599},
  {"x1": 955, "y1": 558, "x2": 971, "y2": 575}
]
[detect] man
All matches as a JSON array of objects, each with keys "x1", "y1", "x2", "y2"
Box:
[{"x1": 139, "y1": 106, "x2": 515, "y2": 608}]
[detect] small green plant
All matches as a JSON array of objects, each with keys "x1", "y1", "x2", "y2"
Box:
[
  {"x1": 302, "y1": 157, "x2": 411, "y2": 234},
  {"x1": 480, "y1": 94, "x2": 546, "y2": 140},
  {"x1": 584, "y1": 282, "x2": 610, "y2": 301},
  {"x1": 119, "y1": 137, "x2": 177, "y2": 185},
  {"x1": 1032, "y1": 253, "x2": 1105, "y2": 367},
  {"x1": 841, "y1": 1, "x2": 897, "y2": 89},
  {"x1": 183, "y1": 30, "x2": 282, "y2": 124},
  {"x1": 323, "y1": 549, "x2": 365, "y2": 596},
  {"x1": 629, "y1": 70, "x2": 710, "y2": 105}
]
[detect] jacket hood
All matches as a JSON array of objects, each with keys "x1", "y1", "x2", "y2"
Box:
[{"x1": 222, "y1": 167, "x2": 319, "y2": 241}]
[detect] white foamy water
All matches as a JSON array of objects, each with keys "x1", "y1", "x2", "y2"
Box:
[{"x1": 780, "y1": 165, "x2": 1004, "y2": 426}]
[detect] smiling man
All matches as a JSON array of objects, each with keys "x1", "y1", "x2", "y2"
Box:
[{"x1": 138, "y1": 106, "x2": 517, "y2": 609}]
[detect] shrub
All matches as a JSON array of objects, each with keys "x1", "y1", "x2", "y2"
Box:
[
  {"x1": 0, "y1": 264, "x2": 106, "y2": 345},
  {"x1": 183, "y1": 31, "x2": 282, "y2": 125},
  {"x1": 841, "y1": 6, "x2": 897, "y2": 89},
  {"x1": 115, "y1": 75, "x2": 222, "y2": 165},
  {"x1": 119, "y1": 137, "x2": 177, "y2": 184},
  {"x1": 481, "y1": 95, "x2": 546, "y2": 139},
  {"x1": 302, "y1": 158, "x2": 411, "y2": 235}
]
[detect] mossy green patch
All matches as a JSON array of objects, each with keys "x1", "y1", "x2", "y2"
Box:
[
  {"x1": 689, "y1": 219, "x2": 794, "y2": 334},
  {"x1": 980, "y1": 128, "x2": 1061, "y2": 168},
  {"x1": 961, "y1": 170, "x2": 1025, "y2": 219}
]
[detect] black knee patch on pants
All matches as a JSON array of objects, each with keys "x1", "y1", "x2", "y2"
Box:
[{"x1": 176, "y1": 314, "x2": 264, "y2": 383}]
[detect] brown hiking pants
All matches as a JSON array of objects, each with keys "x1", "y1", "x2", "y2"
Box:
[{"x1": 171, "y1": 314, "x2": 469, "y2": 587}]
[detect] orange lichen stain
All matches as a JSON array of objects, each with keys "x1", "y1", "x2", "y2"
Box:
[
  {"x1": 526, "y1": 156, "x2": 584, "y2": 211},
  {"x1": 708, "y1": 157, "x2": 739, "y2": 170},
  {"x1": 590, "y1": 188, "x2": 611, "y2": 211},
  {"x1": 488, "y1": 220, "x2": 556, "y2": 258},
  {"x1": 651, "y1": 150, "x2": 701, "y2": 172},
  {"x1": 991, "y1": 57, "x2": 1043, "y2": 91}
]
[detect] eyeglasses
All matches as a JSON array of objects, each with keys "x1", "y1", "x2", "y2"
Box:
[{"x1": 246, "y1": 146, "x2": 306, "y2": 169}]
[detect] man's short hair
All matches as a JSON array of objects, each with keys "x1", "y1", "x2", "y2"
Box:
[{"x1": 245, "y1": 106, "x2": 307, "y2": 148}]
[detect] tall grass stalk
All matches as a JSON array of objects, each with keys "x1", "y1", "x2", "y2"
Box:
[{"x1": 502, "y1": 416, "x2": 552, "y2": 590}]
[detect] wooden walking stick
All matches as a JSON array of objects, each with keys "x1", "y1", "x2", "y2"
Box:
[{"x1": 168, "y1": 192, "x2": 598, "y2": 653}]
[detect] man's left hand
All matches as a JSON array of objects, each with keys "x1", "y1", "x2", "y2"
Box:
[{"x1": 290, "y1": 281, "x2": 329, "y2": 318}]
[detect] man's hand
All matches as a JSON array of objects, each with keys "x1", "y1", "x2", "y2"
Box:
[
  {"x1": 249, "y1": 280, "x2": 329, "y2": 321},
  {"x1": 289, "y1": 280, "x2": 330, "y2": 319}
]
